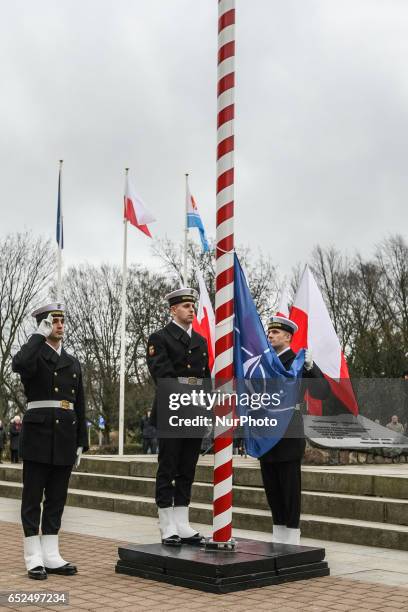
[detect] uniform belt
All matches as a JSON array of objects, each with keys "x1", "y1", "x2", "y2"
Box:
[
  {"x1": 177, "y1": 377, "x2": 203, "y2": 386},
  {"x1": 26, "y1": 400, "x2": 74, "y2": 410}
]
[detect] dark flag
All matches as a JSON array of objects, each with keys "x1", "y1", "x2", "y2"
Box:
[
  {"x1": 233, "y1": 254, "x2": 305, "y2": 458},
  {"x1": 56, "y1": 165, "x2": 64, "y2": 249}
]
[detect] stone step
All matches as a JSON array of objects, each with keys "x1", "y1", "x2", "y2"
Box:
[
  {"x1": 4, "y1": 459, "x2": 408, "y2": 506},
  {"x1": 1, "y1": 480, "x2": 408, "y2": 551},
  {"x1": 2, "y1": 463, "x2": 408, "y2": 527},
  {"x1": 76, "y1": 457, "x2": 408, "y2": 499}
]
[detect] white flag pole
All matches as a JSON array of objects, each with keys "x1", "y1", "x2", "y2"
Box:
[
  {"x1": 118, "y1": 168, "x2": 129, "y2": 456},
  {"x1": 56, "y1": 159, "x2": 63, "y2": 301},
  {"x1": 183, "y1": 173, "x2": 189, "y2": 285}
]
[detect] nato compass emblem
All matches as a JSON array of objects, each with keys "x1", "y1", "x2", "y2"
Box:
[
  {"x1": 235, "y1": 326, "x2": 270, "y2": 394},
  {"x1": 235, "y1": 327, "x2": 291, "y2": 410}
]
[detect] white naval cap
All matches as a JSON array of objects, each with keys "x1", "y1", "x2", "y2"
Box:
[
  {"x1": 31, "y1": 302, "x2": 65, "y2": 323},
  {"x1": 267, "y1": 315, "x2": 298, "y2": 335},
  {"x1": 165, "y1": 287, "x2": 198, "y2": 306}
]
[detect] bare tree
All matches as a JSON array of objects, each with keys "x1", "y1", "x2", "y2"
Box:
[
  {"x1": 374, "y1": 235, "x2": 408, "y2": 346},
  {"x1": 63, "y1": 264, "x2": 122, "y2": 442},
  {"x1": 0, "y1": 233, "x2": 54, "y2": 419},
  {"x1": 310, "y1": 246, "x2": 358, "y2": 354},
  {"x1": 288, "y1": 263, "x2": 302, "y2": 304},
  {"x1": 126, "y1": 265, "x2": 172, "y2": 381},
  {"x1": 4, "y1": 230, "x2": 405, "y2": 432},
  {"x1": 63, "y1": 263, "x2": 172, "y2": 443},
  {"x1": 152, "y1": 239, "x2": 280, "y2": 320},
  {"x1": 289, "y1": 238, "x2": 408, "y2": 377}
]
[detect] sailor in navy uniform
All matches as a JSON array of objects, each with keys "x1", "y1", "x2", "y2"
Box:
[
  {"x1": 12, "y1": 303, "x2": 88, "y2": 580},
  {"x1": 261, "y1": 315, "x2": 330, "y2": 545},
  {"x1": 146, "y1": 288, "x2": 211, "y2": 546}
]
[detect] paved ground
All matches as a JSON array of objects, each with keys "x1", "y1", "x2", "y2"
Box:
[{"x1": 1, "y1": 498, "x2": 408, "y2": 611}]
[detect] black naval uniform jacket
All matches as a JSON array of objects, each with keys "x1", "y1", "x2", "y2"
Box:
[
  {"x1": 12, "y1": 334, "x2": 89, "y2": 466},
  {"x1": 146, "y1": 322, "x2": 211, "y2": 428},
  {"x1": 260, "y1": 348, "x2": 330, "y2": 463}
]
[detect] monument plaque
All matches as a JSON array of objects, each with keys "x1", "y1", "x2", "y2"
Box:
[{"x1": 304, "y1": 414, "x2": 408, "y2": 449}]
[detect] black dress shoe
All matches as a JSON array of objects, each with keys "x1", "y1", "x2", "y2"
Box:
[
  {"x1": 28, "y1": 566, "x2": 47, "y2": 580},
  {"x1": 161, "y1": 534, "x2": 182, "y2": 547},
  {"x1": 181, "y1": 533, "x2": 203, "y2": 546},
  {"x1": 45, "y1": 563, "x2": 77, "y2": 575}
]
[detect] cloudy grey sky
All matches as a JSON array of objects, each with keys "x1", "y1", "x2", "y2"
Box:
[{"x1": 1, "y1": 0, "x2": 407, "y2": 280}]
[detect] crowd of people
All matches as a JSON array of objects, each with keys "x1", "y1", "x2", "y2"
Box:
[{"x1": 0, "y1": 415, "x2": 22, "y2": 464}]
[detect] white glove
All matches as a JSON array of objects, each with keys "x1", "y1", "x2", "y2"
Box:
[
  {"x1": 75, "y1": 447, "x2": 83, "y2": 468},
  {"x1": 304, "y1": 349, "x2": 314, "y2": 371},
  {"x1": 36, "y1": 313, "x2": 54, "y2": 338}
]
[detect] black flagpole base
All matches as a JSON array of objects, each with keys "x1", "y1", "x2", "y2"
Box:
[
  {"x1": 115, "y1": 537, "x2": 329, "y2": 594},
  {"x1": 204, "y1": 537, "x2": 237, "y2": 551}
]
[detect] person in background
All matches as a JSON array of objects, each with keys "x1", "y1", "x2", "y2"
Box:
[
  {"x1": 402, "y1": 371, "x2": 408, "y2": 433},
  {"x1": 0, "y1": 419, "x2": 7, "y2": 463},
  {"x1": 386, "y1": 415, "x2": 404, "y2": 434},
  {"x1": 140, "y1": 410, "x2": 157, "y2": 454},
  {"x1": 9, "y1": 415, "x2": 22, "y2": 463},
  {"x1": 233, "y1": 437, "x2": 246, "y2": 456}
]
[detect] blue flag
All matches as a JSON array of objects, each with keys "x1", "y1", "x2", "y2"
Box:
[
  {"x1": 56, "y1": 167, "x2": 64, "y2": 249},
  {"x1": 233, "y1": 255, "x2": 305, "y2": 458}
]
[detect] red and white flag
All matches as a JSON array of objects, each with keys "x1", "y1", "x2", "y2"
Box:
[
  {"x1": 192, "y1": 269, "x2": 215, "y2": 373},
  {"x1": 124, "y1": 175, "x2": 156, "y2": 237},
  {"x1": 290, "y1": 265, "x2": 358, "y2": 416}
]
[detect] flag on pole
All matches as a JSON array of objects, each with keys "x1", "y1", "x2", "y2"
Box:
[
  {"x1": 124, "y1": 174, "x2": 156, "y2": 237},
  {"x1": 290, "y1": 265, "x2": 359, "y2": 416},
  {"x1": 119, "y1": 170, "x2": 156, "y2": 455},
  {"x1": 186, "y1": 182, "x2": 209, "y2": 252},
  {"x1": 56, "y1": 165, "x2": 63, "y2": 249},
  {"x1": 234, "y1": 255, "x2": 305, "y2": 458},
  {"x1": 192, "y1": 270, "x2": 215, "y2": 373}
]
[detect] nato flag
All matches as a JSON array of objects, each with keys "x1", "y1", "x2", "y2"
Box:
[{"x1": 233, "y1": 255, "x2": 304, "y2": 458}]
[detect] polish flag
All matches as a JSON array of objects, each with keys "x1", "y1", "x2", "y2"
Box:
[
  {"x1": 124, "y1": 175, "x2": 156, "y2": 237},
  {"x1": 192, "y1": 269, "x2": 215, "y2": 373},
  {"x1": 290, "y1": 265, "x2": 358, "y2": 416}
]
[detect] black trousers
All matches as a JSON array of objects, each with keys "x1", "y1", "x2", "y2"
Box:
[
  {"x1": 260, "y1": 459, "x2": 302, "y2": 528},
  {"x1": 21, "y1": 460, "x2": 72, "y2": 537},
  {"x1": 143, "y1": 438, "x2": 157, "y2": 454},
  {"x1": 11, "y1": 449, "x2": 19, "y2": 463},
  {"x1": 156, "y1": 437, "x2": 202, "y2": 508}
]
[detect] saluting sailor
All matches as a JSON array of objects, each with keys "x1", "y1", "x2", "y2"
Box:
[
  {"x1": 12, "y1": 303, "x2": 88, "y2": 580},
  {"x1": 146, "y1": 288, "x2": 211, "y2": 546},
  {"x1": 261, "y1": 315, "x2": 330, "y2": 545}
]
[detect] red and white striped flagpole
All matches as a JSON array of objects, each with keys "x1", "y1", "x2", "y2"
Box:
[{"x1": 211, "y1": 0, "x2": 235, "y2": 546}]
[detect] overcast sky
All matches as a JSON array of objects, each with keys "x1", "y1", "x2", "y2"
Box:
[{"x1": 1, "y1": 0, "x2": 408, "y2": 282}]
